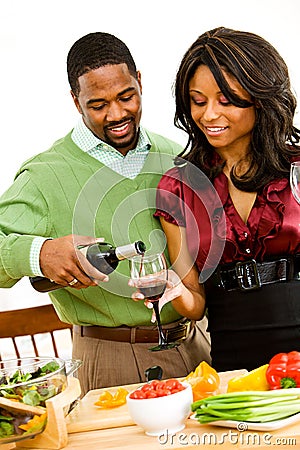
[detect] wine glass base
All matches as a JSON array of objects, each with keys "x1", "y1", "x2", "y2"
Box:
[{"x1": 149, "y1": 342, "x2": 179, "y2": 352}]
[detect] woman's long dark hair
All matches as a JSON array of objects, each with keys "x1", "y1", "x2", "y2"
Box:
[{"x1": 174, "y1": 27, "x2": 300, "y2": 191}]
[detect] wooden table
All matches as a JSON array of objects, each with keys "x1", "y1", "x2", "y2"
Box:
[
  {"x1": 5, "y1": 371, "x2": 300, "y2": 450},
  {"x1": 58, "y1": 419, "x2": 300, "y2": 450},
  {"x1": 8, "y1": 416, "x2": 300, "y2": 450}
]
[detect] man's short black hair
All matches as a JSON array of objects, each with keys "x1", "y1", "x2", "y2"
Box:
[{"x1": 67, "y1": 32, "x2": 137, "y2": 96}]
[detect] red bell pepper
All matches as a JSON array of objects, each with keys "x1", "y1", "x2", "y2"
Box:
[{"x1": 266, "y1": 351, "x2": 300, "y2": 389}]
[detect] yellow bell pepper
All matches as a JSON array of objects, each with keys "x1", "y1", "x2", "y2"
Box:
[
  {"x1": 185, "y1": 361, "x2": 220, "y2": 401},
  {"x1": 19, "y1": 412, "x2": 47, "y2": 432},
  {"x1": 227, "y1": 364, "x2": 270, "y2": 392},
  {"x1": 94, "y1": 387, "x2": 128, "y2": 408}
]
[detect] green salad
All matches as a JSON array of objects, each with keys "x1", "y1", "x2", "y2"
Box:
[
  {"x1": 0, "y1": 361, "x2": 61, "y2": 407},
  {"x1": 0, "y1": 407, "x2": 47, "y2": 439}
]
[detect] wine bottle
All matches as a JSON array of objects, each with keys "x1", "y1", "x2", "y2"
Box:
[{"x1": 29, "y1": 240, "x2": 146, "y2": 293}]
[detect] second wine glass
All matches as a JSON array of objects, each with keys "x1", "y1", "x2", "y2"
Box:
[
  {"x1": 290, "y1": 161, "x2": 300, "y2": 204},
  {"x1": 129, "y1": 253, "x2": 178, "y2": 351}
]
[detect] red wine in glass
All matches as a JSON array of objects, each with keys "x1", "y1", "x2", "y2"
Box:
[
  {"x1": 138, "y1": 281, "x2": 167, "y2": 302},
  {"x1": 129, "y1": 253, "x2": 178, "y2": 351}
]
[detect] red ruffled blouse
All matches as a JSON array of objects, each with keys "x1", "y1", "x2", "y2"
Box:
[{"x1": 155, "y1": 157, "x2": 300, "y2": 275}]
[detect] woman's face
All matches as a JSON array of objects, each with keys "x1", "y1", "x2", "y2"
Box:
[{"x1": 189, "y1": 65, "x2": 256, "y2": 155}]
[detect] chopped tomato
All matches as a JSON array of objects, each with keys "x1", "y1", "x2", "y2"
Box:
[
  {"x1": 164, "y1": 379, "x2": 178, "y2": 390},
  {"x1": 130, "y1": 389, "x2": 146, "y2": 399},
  {"x1": 128, "y1": 379, "x2": 186, "y2": 399},
  {"x1": 145, "y1": 390, "x2": 158, "y2": 398},
  {"x1": 140, "y1": 384, "x2": 153, "y2": 392}
]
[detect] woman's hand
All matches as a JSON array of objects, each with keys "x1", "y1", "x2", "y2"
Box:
[{"x1": 129, "y1": 269, "x2": 184, "y2": 322}]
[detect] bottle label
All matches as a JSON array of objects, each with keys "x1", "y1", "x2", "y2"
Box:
[
  {"x1": 115, "y1": 243, "x2": 138, "y2": 260},
  {"x1": 79, "y1": 246, "x2": 88, "y2": 258}
]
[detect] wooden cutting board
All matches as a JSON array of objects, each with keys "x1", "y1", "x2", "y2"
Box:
[
  {"x1": 66, "y1": 383, "x2": 137, "y2": 433},
  {"x1": 66, "y1": 369, "x2": 247, "y2": 433}
]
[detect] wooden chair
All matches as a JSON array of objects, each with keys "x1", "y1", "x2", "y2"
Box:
[{"x1": 0, "y1": 303, "x2": 73, "y2": 360}]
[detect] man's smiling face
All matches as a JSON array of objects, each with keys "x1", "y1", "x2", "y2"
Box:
[{"x1": 72, "y1": 63, "x2": 142, "y2": 155}]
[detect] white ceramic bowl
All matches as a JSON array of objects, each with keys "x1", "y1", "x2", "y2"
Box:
[{"x1": 126, "y1": 381, "x2": 193, "y2": 436}]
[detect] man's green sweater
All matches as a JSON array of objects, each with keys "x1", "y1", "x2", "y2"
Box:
[{"x1": 0, "y1": 130, "x2": 182, "y2": 326}]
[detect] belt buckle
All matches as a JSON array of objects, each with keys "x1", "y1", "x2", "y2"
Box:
[
  {"x1": 165, "y1": 321, "x2": 191, "y2": 343},
  {"x1": 235, "y1": 259, "x2": 262, "y2": 291}
]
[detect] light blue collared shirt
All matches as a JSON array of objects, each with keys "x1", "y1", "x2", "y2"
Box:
[{"x1": 72, "y1": 118, "x2": 150, "y2": 179}]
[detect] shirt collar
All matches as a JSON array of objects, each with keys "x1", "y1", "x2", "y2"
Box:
[{"x1": 71, "y1": 117, "x2": 150, "y2": 154}]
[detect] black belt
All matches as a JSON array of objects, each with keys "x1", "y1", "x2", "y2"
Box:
[
  {"x1": 73, "y1": 319, "x2": 193, "y2": 344},
  {"x1": 209, "y1": 255, "x2": 300, "y2": 292}
]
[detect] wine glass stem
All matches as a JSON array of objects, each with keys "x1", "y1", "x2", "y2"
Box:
[{"x1": 152, "y1": 301, "x2": 167, "y2": 346}]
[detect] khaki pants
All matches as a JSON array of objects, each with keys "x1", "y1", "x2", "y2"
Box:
[{"x1": 72, "y1": 317, "x2": 211, "y2": 396}]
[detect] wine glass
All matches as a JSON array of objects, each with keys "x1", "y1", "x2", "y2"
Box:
[
  {"x1": 129, "y1": 253, "x2": 178, "y2": 351},
  {"x1": 290, "y1": 161, "x2": 300, "y2": 204}
]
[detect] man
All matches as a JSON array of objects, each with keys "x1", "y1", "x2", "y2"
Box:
[{"x1": 0, "y1": 32, "x2": 210, "y2": 395}]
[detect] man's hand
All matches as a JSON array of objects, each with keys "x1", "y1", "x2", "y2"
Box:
[{"x1": 39, "y1": 235, "x2": 108, "y2": 289}]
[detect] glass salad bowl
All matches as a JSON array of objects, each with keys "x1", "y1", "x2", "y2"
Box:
[{"x1": 0, "y1": 357, "x2": 81, "y2": 444}]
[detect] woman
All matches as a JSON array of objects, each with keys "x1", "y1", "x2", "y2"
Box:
[{"x1": 146, "y1": 27, "x2": 300, "y2": 371}]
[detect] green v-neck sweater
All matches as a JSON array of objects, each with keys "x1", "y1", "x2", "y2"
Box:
[{"x1": 0, "y1": 129, "x2": 182, "y2": 327}]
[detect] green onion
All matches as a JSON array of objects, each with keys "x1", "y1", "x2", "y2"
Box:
[{"x1": 192, "y1": 389, "x2": 300, "y2": 424}]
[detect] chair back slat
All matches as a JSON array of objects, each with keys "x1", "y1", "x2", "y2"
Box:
[
  {"x1": 0, "y1": 304, "x2": 73, "y2": 361},
  {"x1": 30, "y1": 335, "x2": 39, "y2": 357},
  {"x1": 12, "y1": 338, "x2": 21, "y2": 359},
  {"x1": 50, "y1": 332, "x2": 59, "y2": 358}
]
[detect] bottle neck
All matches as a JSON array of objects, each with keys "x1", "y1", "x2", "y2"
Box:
[
  {"x1": 115, "y1": 243, "x2": 142, "y2": 260},
  {"x1": 78, "y1": 241, "x2": 145, "y2": 261}
]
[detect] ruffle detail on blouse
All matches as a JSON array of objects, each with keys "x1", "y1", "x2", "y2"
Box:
[
  {"x1": 211, "y1": 173, "x2": 241, "y2": 260},
  {"x1": 154, "y1": 209, "x2": 184, "y2": 226},
  {"x1": 256, "y1": 178, "x2": 288, "y2": 259}
]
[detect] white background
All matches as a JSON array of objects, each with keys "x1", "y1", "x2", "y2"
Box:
[{"x1": 0, "y1": 0, "x2": 299, "y2": 310}]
